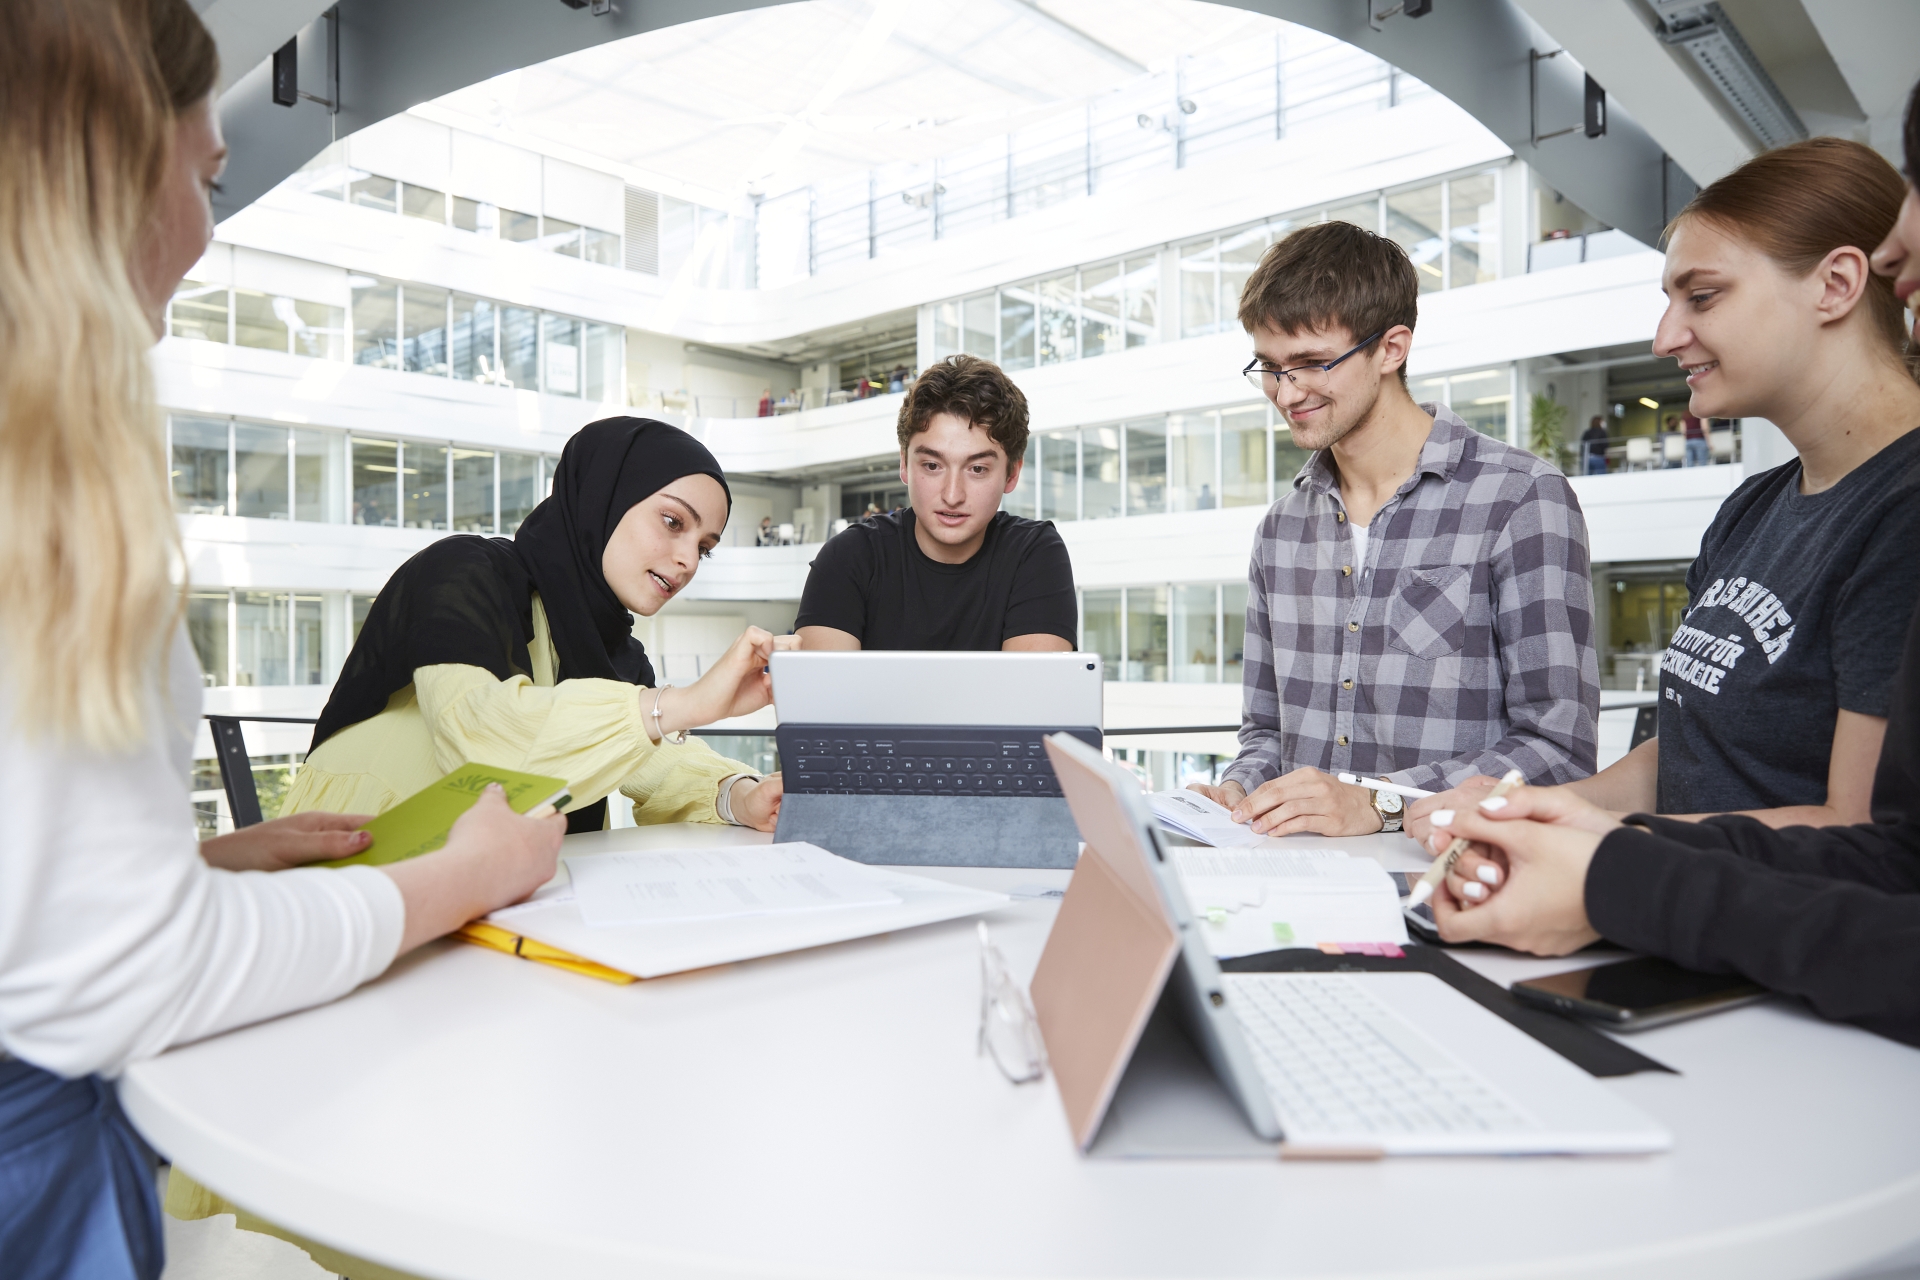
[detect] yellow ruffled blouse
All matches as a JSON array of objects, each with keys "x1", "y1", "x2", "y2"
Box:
[{"x1": 281, "y1": 594, "x2": 751, "y2": 825}]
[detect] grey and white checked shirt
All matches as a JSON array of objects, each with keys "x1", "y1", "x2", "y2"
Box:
[{"x1": 1221, "y1": 403, "x2": 1599, "y2": 796}]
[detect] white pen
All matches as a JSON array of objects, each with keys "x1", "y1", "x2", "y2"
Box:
[{"x1": 1336, "y1": 773, "x2": 1435, "y2": 801}]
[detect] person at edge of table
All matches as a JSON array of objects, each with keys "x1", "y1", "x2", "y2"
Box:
[
  {"x1": 1424, "y1": 94, "x2": 1920, "y2": 1049},
  {"x1": 1410, "y1": 135, "x2": 1920, "y2": 845},
  {"x1": 795, "y1": 354, "x2": 1077, "y2": 653},
  {"x1": 0, "y1": 3, "x2": 568, "y2": 1276},
  {"x1": 1580, "y1": 414, "x2": 1611, "y2": 475},
  {"x1": 1186, "y1": 218, "x2": 1601, "y2": 838}
]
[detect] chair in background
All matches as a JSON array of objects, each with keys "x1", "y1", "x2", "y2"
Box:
[
  {"x1": 1662, "y1": 434, "x2": 1687, "y2": 468},
  {"x1": 204, "y1": 715, "x2": 316, "y2": 830},
  {"x1": 776, "y1": 522, "x2": 795, "y2": 545},
  {"x1": 1710, "y1": 428, "x2": 1736, "y2": 463},
  {"x1": 1624, "y1": 437, "x2": 1654, "y2": 471}
]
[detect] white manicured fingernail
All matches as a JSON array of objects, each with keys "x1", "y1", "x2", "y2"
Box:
[
  {"x1": 1462, "y1": 882, "x2": 1486, "y2": 900},
  {"x1": 1430, "y1": 809, "x2": 1455, "y2": 827},
  {"x1": 1477, "y1": 865, "x2": 1501, "y2": 885},
  {"x1": 1479, "y1": 796, "x2": 1508, "y2": 811}
]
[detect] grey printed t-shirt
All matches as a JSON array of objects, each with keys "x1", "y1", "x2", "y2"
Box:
[{"x1": 1658, "y1": 428, "x2": 1920, "y2": 813}]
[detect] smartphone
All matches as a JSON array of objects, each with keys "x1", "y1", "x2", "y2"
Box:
[{"x1": 1511, "y1": 956, "x2": 1767, "y2": 1031}]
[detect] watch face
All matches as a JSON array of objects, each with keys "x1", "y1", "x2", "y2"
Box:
[{"x1": 1377, "y1": 789, "x2": 1404, "y2": 815}]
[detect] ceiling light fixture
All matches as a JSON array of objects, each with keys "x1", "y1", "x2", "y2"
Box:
[
  {"x1": 1638, "y1": 397, "x2": 1660, "y2": 409},
  {"x1": 1648, "y1": 1, "x2": 1805, "y2": 149}
]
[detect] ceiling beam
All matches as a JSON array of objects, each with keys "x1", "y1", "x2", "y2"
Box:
[{"x1": 1799, "y1": 0, "x2": 1920, "y2": 162}]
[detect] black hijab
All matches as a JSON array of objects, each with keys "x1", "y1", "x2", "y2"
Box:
[{"x1": 310, "y1": 417, "x2": 731, "y2": 832}]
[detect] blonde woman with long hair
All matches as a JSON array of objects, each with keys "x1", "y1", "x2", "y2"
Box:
[{"x1": 0, "y1": 3, "x2": 564, "y2": 1274}]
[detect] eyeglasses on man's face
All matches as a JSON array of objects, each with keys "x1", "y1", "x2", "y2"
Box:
[{"x1": 1242, "y1": 331, "x2": 1384, "y2": 400}]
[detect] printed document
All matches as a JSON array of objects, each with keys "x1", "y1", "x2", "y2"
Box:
[
  {"x1": 1169, "y1": 846, "x2": 1408, "y2": 957},
  {"x1": 565, "y1": 843, "x2": 902, "y2": 927},
  {"x1": 1150, "y1": 789, "x2": 1267, "y2": 847}
]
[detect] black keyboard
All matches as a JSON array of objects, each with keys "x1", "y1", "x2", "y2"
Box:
[{"x1": 777, "y1": 725, "x2": 1101, "y2": 797}]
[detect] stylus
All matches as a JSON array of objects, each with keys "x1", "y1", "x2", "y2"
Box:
[
  {"x1": 1336, "y1": 773, "x2": 1435, "y2": 800},
  {"x1": 1408, "y1": 768, "x2": 1524, "y2": 907}
]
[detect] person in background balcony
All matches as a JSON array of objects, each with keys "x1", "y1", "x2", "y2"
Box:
[
  {"x1": 757, "y1": 514, "x2": 777, "y2": 546},
  {"x1": 0, "y1": 3, "x2": 563, "y2": 1275},
  {"x1": 1411, "y1": 137, "x2": 1920, "y2": 842},
  {"x1": 757, "y1": 386, "x2": 773, "y2": 417},
  {"x1": 1581, "y1": 414, "x2": 1610, "y2": 475},
  {"x1": 1684, "y1": 411, "x2": 1710, "y2": 466},
  {"x1": 282, "y1": 418, "x2": 792, "y2": 839}
]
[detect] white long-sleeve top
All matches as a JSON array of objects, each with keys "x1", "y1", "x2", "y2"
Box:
[{"x1": 0, "y1": 629, "x2": 404, "y2": 1079}]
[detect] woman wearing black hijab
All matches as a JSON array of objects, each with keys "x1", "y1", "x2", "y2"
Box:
[{"x1": 283, "y1": 417, "x2": 788, "y2": 833}]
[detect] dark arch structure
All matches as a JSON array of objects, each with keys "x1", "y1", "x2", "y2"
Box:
[{"x1": 215, "y1": 0, "x2": 1679, "y2": 251}]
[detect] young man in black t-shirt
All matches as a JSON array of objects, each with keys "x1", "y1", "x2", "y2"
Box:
[{"x1": 795, "y1": 355, "x2": 1077, "y2": 652}]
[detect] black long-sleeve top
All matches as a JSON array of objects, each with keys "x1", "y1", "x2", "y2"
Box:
[{"x1": 1583, "y1": 598, "x2": 1920, "y2": 1046}]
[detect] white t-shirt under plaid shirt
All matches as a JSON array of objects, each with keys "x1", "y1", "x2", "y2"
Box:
[{"x1": 1222, "y1": 403, "x2": 1599, "y2": 795}]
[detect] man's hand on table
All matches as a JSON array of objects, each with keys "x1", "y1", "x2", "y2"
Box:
[{"x1": 1188, "y1": 768, "x2": 1384, "y2": 837}]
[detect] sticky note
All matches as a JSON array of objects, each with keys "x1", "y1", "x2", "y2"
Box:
[
  {"x1": 1205, "y1": 907, "x2": 1228, "y2": 928},
  {"x1": 1271, "y1": 922, "x2": 1296, "y2": 944}
]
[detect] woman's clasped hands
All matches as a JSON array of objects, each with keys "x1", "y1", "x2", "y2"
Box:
[{"x1": 1416, "y1": 783, "x2": 1625, "y2": 956}]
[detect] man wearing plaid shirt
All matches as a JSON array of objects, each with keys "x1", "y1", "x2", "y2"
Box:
[{"x1": 1189, "y1": 221, "x2": 1598, "y2": 837}]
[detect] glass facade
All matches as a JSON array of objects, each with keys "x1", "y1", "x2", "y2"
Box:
[
  {"x1": 1081, "y1": 583, "x2": 1252, "y2": 683},
  {"x1": 184, "y1": 590, "x2": 351, "y2": 689},
  {"x1": 1407, "y1": 366, "x2": 1513, "y2": 442},
  {"x1": 937, "y1": 255, "x2": 1157, "y2": 368}
]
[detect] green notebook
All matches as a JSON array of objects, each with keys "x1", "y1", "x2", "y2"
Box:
[{"x1": 322, "y1": 763, "x2": 571, "y2": 868}]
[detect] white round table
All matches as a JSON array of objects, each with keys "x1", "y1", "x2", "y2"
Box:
[{"x1": 122, "y1": 824, "x2": 1920, "y2": 1280}]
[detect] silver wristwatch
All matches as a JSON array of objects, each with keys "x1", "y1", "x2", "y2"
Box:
[{"x1": 1370, "y1": 784, "x2": 1404, "y2": 833}]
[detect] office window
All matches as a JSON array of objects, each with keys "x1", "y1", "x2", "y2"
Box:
[
  {"x1": 1080, "y1": 261, "x2": 1122, "y2": 358},
  {"x1": 1274, "y1": 419, "x2": 1314, "y2": 484},
  {"x1": 1179, "y1": 236, "x2": 1218, "y2": 337},
  {"x1": 451, "y1": 196, "x2": 491, "y2": 234},
  {"x1": 234, "y1": 423, "x2": 289, "y2": 519},
  {"x1": 582, "y1": 228, "x2": 621, "y2": 266},
  {"x1": 290, "y1": 300, "x2": 346, "y2": 360},
  {"x1": 1126, "y1": 586, "x2": 1169, "y2": 682},
  {"x1": 403, "y1": 284, "x2": 449, "y2": 376},
  {"x1": 1387, "y1": 183, "x2": 1445, "y2": 294},
  {"x1": 542, "y1": 314, "x2": 581, "y2": 396},
  {"x1": 1327, "y1": 197, "x2": 1380, "y2": 232},
  {"x1": 294, "y1": 594, "x2": 325, "y2": 685},
  {"x1": 963, "y1": 293, "x2": 996, "y2": 358},
  {"x1": 1005, "y1": 449, "x2": 1036, "y2": 519},
  {"x1": 1081, "y1": 589, "x2": 1122, "y2": 679},
  {"x1": 186, "y1": 592, "x2": 229, "y2": 686},
  {"x1": 1124, "y1": 420, "x2": 1167, "y2": 517},
  {"x1": 350, "y1": 437, "x2": 398, "y2": 526},
  {"x1": 1408, "y1": 373, "x2": 1448, "y2": 408},
  {"x1": 451, "y1": 294, "x2": 497, "y2": 383},
  {"x1": 1123, "y1": 254, "x2": 1158, "y2": 348},
  {"x1": 500, "y1": 209, "x2": 540, "y2": 243},
  {"x1": 542, "y1": 216, "x2": 582, "y2": 257},
  {"x1": 351, "y1": 593, "x2": 376, "y2": 642},
  {"x1": 998, "y1": 285, "x2": 1035, "y2": 371},
  {"x1": 1036, "y1": 270, "x2": 1077, "y2": 366},
  {"x1": 1606, "y1": 570, "x2": 1690, "y2": 690},
  {"x1": 1449, "y1": 367, "x2": 1511, "y2": 439},
  {"x1": 582, "y1": 322, "x2": 622, "y2": 404},
  {"x1": 933, "y1": 300, "x2": 961, "y2": 359},
  {"x1": 500, "y1": 450, "x2": 541, "y2": 534},
  {"x1": 1081, "y1": 425, "x2": 1121, "y2": 520},
  {"x1": 1449, "y1": 171, "x2": 1499, "y2": 288},
  {"x1": 1171, "y1": 584, "x2": 1219, "y2": 683},
  {"x1": 351, "y1": 278, "x2": 400, "y2": 370},
  {"x1": 403, "y1": 442, "x2": 449, "y2": 530},
  {"x1": 1166, "y1": 412, "x2": 1216, "y2": 512},
  {"x1": 293, "y1": 427, "x2": 338, "y2": 522},
  {"x1": 1223, "y1": 581, "x2": 1249, "y2": 684},
  {"x1": 1218, "y1": 225, "x2": 1270, "y2": 320},
  {"x1": 401, "y1": 183, "x2": 445, "y2": 224},
  {"x1": 500, "y1": 307, "x2": 539, "y2": 389},
  {"x1": 349, "y1": 175, "x2": 397, "y2": 214},
  {"x1": 170, "y1": 281, "x2": 228, "y2": 342},
  {"x1": 452, "y1": 448, "x2": 496, "y2": 533},
  {"x1": 1221, "y1": 404, "x2": 1269, "y2": 507},
  {"x1": 1039, "y1": 429, "x2": 1078, "y2": 522},
  {"x1": 541, "y1": 454, "x2": 559, "y2": 500},
  {"x1": 235, "y1": 591, "x2": 289, "y2": 687},
  {"x1": 170, "y1": 416, "x2": 228, "y2": 515},
  {"x1": 232, "y1": 289, "x2": 288, "y2": 352}
]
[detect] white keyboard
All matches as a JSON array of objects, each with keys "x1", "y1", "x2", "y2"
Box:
[{"x1": 1224, "y1": 973, "x2": 1538, "y2": 1138}]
